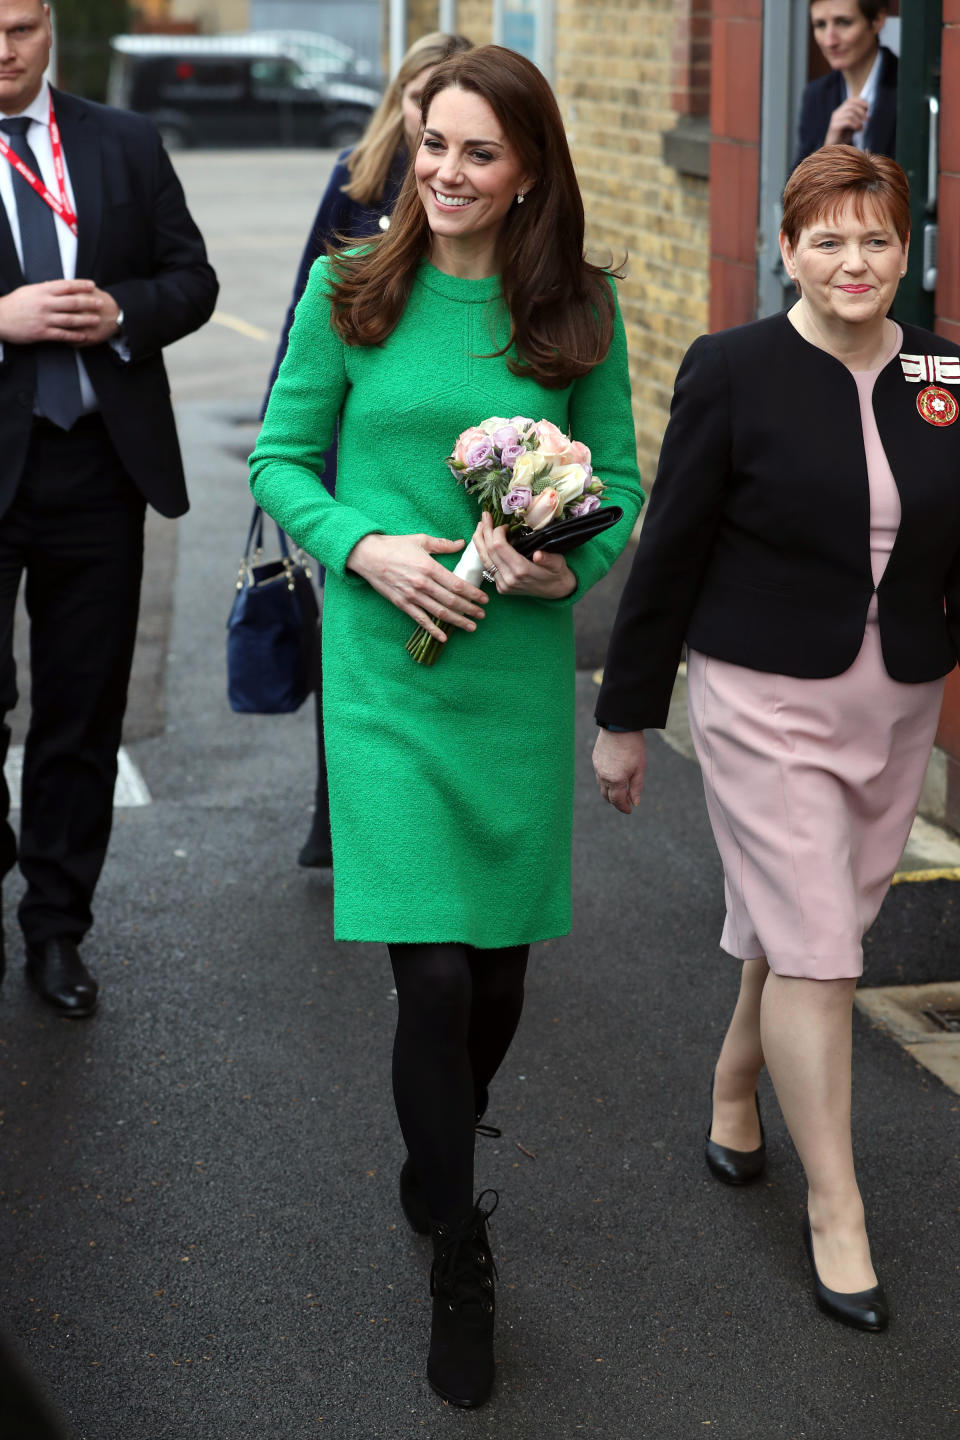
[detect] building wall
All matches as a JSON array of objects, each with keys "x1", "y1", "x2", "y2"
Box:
[
  {"x1": 402, "y1": 0, "x2": 710, "y2": 485},
  {"x1": 167, "y1": 0, "x2": 249, "y2": 30}
]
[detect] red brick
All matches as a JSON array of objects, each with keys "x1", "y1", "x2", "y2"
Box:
[
  {"x1": 710, "y1": 140, "x2": 760, "y2": 265},
  {"x1": 944, "y1": 0, "x2": 960, "y2": 22},
  {"x1": 709, "y1": 257, "x2": 756, "y2": 332},
  {"x1": 942, "y1": 26, "x2": 960, "y2": 174},
  {"x1": 937, "y1": 671, "x2": 960, "y2": 754},
  {"x1": 713, "y1": 0, "x2": 762, "y2": 18},
  {"x1": 935, "y1": 317, "x2": 960, "y2": 346},
  {"x1": 711, "y1": 18, "x2": 761, "y2": 143},
  {"x1": 937, "y1": 174, "x2": 960, "y2": 322}
]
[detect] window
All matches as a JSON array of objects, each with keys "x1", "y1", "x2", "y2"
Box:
[{"x1": 493, "y1": 0, "x2": 555, "y2": 81}]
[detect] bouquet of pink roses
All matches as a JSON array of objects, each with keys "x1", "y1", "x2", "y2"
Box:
[{"x1": 405, "y1": 416, "x2": 613, "y2": 666}]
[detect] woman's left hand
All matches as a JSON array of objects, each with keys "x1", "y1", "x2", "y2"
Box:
[{"x1": 472, "y1": 510, "x2": 577, "y2": 600}]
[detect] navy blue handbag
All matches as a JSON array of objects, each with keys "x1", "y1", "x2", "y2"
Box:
[{"x1": 226, "y1": 506, "x2": 320, "y2": 714}]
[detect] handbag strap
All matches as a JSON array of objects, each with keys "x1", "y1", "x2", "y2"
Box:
[{"x1": 242, "y1": 504, "x2": 292, "y2": 563}]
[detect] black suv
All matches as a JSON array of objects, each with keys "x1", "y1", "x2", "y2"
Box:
[{"x1": 107, "y1": 34, "x2": 381, "y2": 150}]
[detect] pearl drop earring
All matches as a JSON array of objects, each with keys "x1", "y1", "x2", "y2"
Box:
[{"x1": 516, "y1": 188, "x2": 525, "y2": 204}]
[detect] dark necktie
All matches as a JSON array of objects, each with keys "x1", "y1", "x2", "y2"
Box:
[{"x1": 0, "y1": 116, "x2": 84, "y2": 430}]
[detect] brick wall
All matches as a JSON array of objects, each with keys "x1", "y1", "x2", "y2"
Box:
[
  {"x1": 406, "y1": 0, "x2": 493, "y2": 46},
  {"x1": 450, "y1": 2, "x2": 493, "y2": 45},
  {"x1": 553, "y1": 0, "x2": 709, "y2": 483}
]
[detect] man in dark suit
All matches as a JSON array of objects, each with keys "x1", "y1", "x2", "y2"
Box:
[
  {"x1": 0, "y1": 1, "x2": 217, "y2": 1015},
  {"x1": 794, "y1": 1, "x2": 897, "y2": 170}
]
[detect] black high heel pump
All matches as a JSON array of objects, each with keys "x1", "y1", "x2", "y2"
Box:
[
  {"x1": 802, "y1": 1218, "x2": 889, "y2": 1332},
  {"x1": 705, "y1": 1088, "x2": 766, "y2": 1185}
]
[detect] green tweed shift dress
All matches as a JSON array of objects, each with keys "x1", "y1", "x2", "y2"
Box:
[{"x1": 250, "y1": 258, "x2": 644, "y2": 946}]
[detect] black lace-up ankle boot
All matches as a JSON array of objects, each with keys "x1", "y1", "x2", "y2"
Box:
[{"x1": 427, "y1": 1191, "x2": 498, "y2": 1408}]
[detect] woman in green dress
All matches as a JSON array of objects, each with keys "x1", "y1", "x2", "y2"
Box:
[{"x1": 250, "y1": 45, "x2": 644, "y2": 1409}]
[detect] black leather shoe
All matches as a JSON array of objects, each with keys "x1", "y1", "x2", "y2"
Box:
[
  {"x1": 428, "y1": 1192, "x2": 498, "y2": 1408},
  {"x1": 705, "y1": 1091, "x2": 766, "y2": 1185},
  {"x1": 297, "y1": 813, "x2": 332, "y2": 868},
  {"x1": 25, "y1": 938, "x2": 98, "y2": 1018},
  {"x1": 802, "y1": 1219, "x2": 889, "y2": 1332}
]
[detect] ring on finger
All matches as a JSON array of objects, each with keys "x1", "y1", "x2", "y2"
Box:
[{"x1": 482, "y1": 564, "x2": 499, "y2": 583}]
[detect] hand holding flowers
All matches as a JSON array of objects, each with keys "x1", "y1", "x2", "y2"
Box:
[
  {"x1": 471, "y1": 510, "x2": 576, "y2": 600},
  {"x1": 347, "y1": 531, "x2": 488, "y2": 645},
  {"x1": 405, "y1": 415, "x2": 615, "y2": 665}
]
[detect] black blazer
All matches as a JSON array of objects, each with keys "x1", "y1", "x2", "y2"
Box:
[
  {"x1": 595, "y1": 314, "x2": 960, "y2": 730},
  {"x1": 0, "y1": 89, "x2": 218, "y2": 519},
  {"x1": 793, "y1": 45, "x2": 898, "y2": 169}
]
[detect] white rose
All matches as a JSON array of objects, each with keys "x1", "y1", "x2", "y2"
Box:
[
  {"x1": 510, "y1": 450, "x2": 548, "y2": 489},
  {"x1": 550, "y1": 463, "x2": 589, "y2": 505},
  {"x1": 480, "y1": 416, "x2": 511, "y2": 435}
]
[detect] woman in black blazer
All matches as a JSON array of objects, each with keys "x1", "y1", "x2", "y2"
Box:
[
  {"x1": 794, "y1": 1, "x2": 896, "y2": 168},
  {"x1": 594, "y1": 147, "x2": 960, "y2": 1333}
]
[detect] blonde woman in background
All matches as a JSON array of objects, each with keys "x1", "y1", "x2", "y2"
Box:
[{"x1": 262, "y1": 31, "x2": 473, "y2": 868}]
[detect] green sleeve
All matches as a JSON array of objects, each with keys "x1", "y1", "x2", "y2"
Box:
[
  {"x1": 552, "y1": 279, "x2": 645, "y2": 607},
  {"x1": 248, "y1": 257, "x2": 381, "y2": 577}
]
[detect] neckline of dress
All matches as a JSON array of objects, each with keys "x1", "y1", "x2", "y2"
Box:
[
  {"x1": 780, "y1": 311, "x2": 903, "y2": 380},
  {"x1": 417, "y1": 260, "x2": 500, "y2": 303}
]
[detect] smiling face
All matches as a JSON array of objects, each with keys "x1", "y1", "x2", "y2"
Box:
[
  {"x1": 414, "y1": 85, "x2": 530, "y2": 261},
  {"x1": 0, "y1": 0, "x2": 51, "y2": 116},
  {"x1": 780, "y1": 196, "x2": 907, "y2": 330},
  {"x1": 810, "y1": 0, "x2": 885, "y2": 75}
]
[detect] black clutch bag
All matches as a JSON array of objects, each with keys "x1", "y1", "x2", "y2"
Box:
[
  {"x1": 226, "y1": 506, "x2": 320, "y2": 715},
  {"x1": 510, "y1": 504, "x2": 624, "y2": 559}
]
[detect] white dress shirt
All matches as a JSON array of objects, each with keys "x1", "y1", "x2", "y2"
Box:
[
  {"x1": 0, "y1": 80, "x2": 102, "y2": 411},
  {"x1": 845, "y1": 48, "x2": 882, "y2": 150}
]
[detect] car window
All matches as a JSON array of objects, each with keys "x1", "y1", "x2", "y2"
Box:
[
  {"x1": 250, "y1": 59, "x2": 303, "y2": 94},
  {"x1": 159, "y1": 59, "x2": 245, "y2": 101}
]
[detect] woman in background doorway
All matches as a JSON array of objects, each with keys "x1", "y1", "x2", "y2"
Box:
[{"x1": 794, "y1": 0, "x2": 897, "y2": 168}]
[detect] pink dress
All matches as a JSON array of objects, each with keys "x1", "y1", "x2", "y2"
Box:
[{"x1": 686, "y1": 326, "x2": 945, "y2": 980}]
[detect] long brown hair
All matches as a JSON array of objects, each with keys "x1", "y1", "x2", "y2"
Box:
[
  {"x1": 327, "y1": 45, "x2": 621, "y2": 390},
  {"x1": 343, "y1": 32, "x2": 473, "y2": 206}
]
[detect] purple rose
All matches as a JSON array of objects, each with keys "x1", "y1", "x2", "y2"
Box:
[
  {"x1": 570, "y1": 494, "x2": 602, "y2": 517},
  {"x1": 465, "y1": 437, "x2": 495, "y2": 468},
  {"x1": 502, "y1": 485, "x2": 533, "y2": 514},
  {"x1": 491, "y1": 424, "x2": 520, "y2": 450},
  {"x1": 500, "y1": 442, "x2": 525, "y2": 468}
]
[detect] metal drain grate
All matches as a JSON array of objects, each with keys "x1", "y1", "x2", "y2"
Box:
[{"x1": 922, "y1": 1006, "x2": 960, "y2": 1033}]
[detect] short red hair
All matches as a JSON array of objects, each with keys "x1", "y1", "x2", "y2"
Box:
[{"x1": 782, "y1": 145, "x2": 910, "y2": 246}]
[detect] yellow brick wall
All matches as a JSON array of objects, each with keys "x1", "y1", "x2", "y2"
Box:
[
  {"x1": 406, "y1": 0, "x2": 440, "y2": 44},
  {"x1": 554, "y1": 0, "x2": 709, "y2": 484},
  {"x1": 452, "y1": 1, "x2": 494, "y2": 45}
]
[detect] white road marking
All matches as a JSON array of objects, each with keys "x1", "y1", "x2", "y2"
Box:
[
  {"x1": 3, "y1": 745, "x2": 152, "y2": 809},
  {"x1": 211, "y1": 309, "x2": 270, "y2": 343}
]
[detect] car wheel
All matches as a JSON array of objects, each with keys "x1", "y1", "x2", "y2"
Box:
[{"x1": 323, "y1": 112, "x2": 369, "y2": 148}]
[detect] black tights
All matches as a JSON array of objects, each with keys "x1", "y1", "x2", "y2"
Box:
[{"x1": 388, "y1": 942, "x2": 529, "y2": 1226}]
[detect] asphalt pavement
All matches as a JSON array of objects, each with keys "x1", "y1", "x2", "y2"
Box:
[{"x1": 1, "y1": 152, "x2": 958, "y2": 1440}]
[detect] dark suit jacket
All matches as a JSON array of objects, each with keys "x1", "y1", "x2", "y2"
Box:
[
  {"x1": 793, "y1": 45, "x2": 898, "y2": 169},
  {"x1": 0, "y1": 88, "x2": 218, "y2": 519},
  {"x1": 595, "y1": 314, "x2": 960, "y2": 730}
]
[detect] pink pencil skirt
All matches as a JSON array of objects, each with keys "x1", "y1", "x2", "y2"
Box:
[{"x1": 686, "y1": 620, "x2": 944, "y2": 979}]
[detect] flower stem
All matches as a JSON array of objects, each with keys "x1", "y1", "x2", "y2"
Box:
[{"x1": 405, "y1": 621, "x2": 451, "y2": 666}]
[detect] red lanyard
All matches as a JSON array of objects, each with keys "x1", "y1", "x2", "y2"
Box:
[{"x1": 0, "y1": 96, "x2": 78, "y2": 236}]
